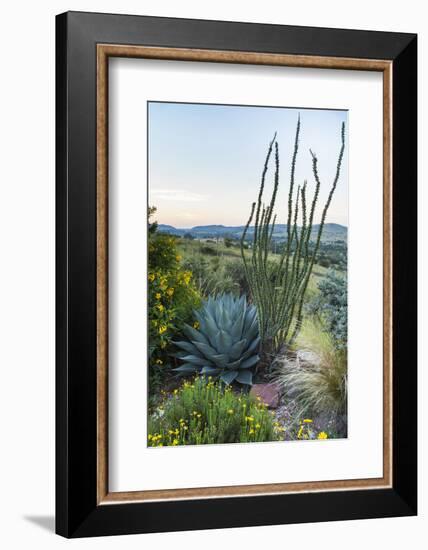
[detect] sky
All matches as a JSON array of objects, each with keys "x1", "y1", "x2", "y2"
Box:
[{"x1": 148, "y1": 102, "x2": 348, "y2": 228}]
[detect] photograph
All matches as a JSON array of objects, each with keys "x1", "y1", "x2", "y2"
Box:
[{"x1": 147, "y1": 102, "x2": 348, "y2": 447}]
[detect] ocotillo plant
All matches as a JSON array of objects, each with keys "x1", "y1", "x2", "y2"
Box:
[{"x1": 240, "y1": 116, "x2": 346, "y2": 365}]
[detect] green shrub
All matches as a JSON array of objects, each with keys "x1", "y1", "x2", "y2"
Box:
[
  {"x1": 306, "y1": 270, "x2": 347, "y2": 349},
  {"x1": 148, "y1": 233, "x2": 179, "y2": 271},
  {"x1": 200, "y1": 245, "x2": 217, "y2": 256},
  {"x1": 182, "y1": 256, "x2": 238, "y2": 297},
  {"x1": 148, "y1": 376, "x2": 282, "y2": 446},
  {"x1": 148, "y1": 233, "x2": 201, "y2": 384},
  {"x1": 173, "y1": 293, "x2": 260, "y2": 386},
  {"x1": 223, "y1": 260, "x2": 251, "y2": 297}
]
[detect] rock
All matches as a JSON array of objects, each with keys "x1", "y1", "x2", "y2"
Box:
[
  {"x1": 296, "y1": 349, "x2": 321, "y2": 367},
  {"x1": 250, "y1": 383, "x2": 281, "y2": 409}
]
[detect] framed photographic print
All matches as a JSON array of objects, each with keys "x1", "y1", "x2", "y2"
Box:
[{"x1": 56, "y1": 11, "x2": 417, "y2": 538}]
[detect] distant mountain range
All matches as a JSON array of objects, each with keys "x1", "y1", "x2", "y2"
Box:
[{"x1": 157, "y1": 223, "x2": 347, "y2": 242}]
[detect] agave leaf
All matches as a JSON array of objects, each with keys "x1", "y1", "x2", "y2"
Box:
[
  {"x1": 220, "y1": 370, "x2": 238, "y2": 385},
  {"x1": 201, "y1": 366, "x2": 221, "y2": 375},
  {"x1": 235, "y1": 337, "x2": 260, "y2": 362},
  {"x1": 192, "y1": 340, "x2": 220, "y2": 359},
  {"x1": 173, "y1": 340, "x2": 198, "y2": 354},
  {"x1": 231, "y1": 312, "x2": 245, "y2": 340},
  {"x1": 173, "y1": 351, "x2": 189, "y2": 360},
  {"x1": 173, "y1": 364, "x2": 198, "y2": 374},
  {"x1": 203, "y1": 315, "x2": 221, "y2": 346},
  {"x1": 221, "y1": 307, "x2": 231, "y2": 330},
  {"x1": 183, "y1": 324, "x2": 210, "y2": 345},
  {"x1": 240, "y1": 355, "x2": 260, "y2": 369},
  {"x1": 198, "y1": 309, "x2": 218, "y2": 332},
  {"x1": 205, "y1": 295, "x2": 215, "y2": 318},
  {"x1": 180, "y1": 354, "x2": 210, "y2": 367},
  {"x1": 210, "y1": 354, "x2": 229, "y2": 368},
  {"x1": 213, "y1": 301, "x2": 223, "y2": 326},
  {"x1": 226, "y1": 358, "x2": 242, "y2": 370},
  {"x1": 193, "y1": 310, "x2": 209, "y2": 334},
  {"x1": 214, "y1": 330, "x2": 232, "y2": 352},
  {"x1": 235, "y1": 370, "x2": 253, "y2": 385},
  {"x1": 245, "y1": 316, "x2": 259, "y2": 340},
  {"x1": 243, "y1": 336, "x2": 261, "y2": 355},
  {"x1": 229, "y1": 338, "x2": 247, "y2": 360},
  {"x1": 243, "y1": 306, "x2": 257, "y2": 332}
]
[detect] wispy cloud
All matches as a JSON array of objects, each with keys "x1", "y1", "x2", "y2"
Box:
[{"x1": 150, "y1": 189, "x2": 209, "y2": 203}]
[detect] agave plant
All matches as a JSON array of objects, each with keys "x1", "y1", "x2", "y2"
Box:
[{"x1": 173, "y1": 293, "x2": 260, "y2": 386}]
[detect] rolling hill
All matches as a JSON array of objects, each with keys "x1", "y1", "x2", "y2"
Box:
[{"x1": 157, "y1": 223, "x2": 347, "y2": 243}]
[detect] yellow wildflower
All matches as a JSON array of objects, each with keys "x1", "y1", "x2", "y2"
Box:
[
  {"x1": 159, "y1": 325, "x2": 167, "y2": 335},
  {"x1": 148, "y1": 273, "x2": 155, "y2": 282},
  {"x1": 193, "y1": 321, "x2": 200, "y2": 330},
  {"x1": 303, "y1": 419, "x2": 313, "y2": 423},
  {"x1": 155, "y1": 292, "x2": 161, "y2": 300},
  {"x1": 227, "y1": 409, "x2": 234, "y2": 414},
  {"x1": 155, "y1": 359, "x2": 163, "y2": 365},
  {"x1": 156, "y1": 304, "x2": 164, "y2": 312},
  {"x1": 172, "y1": 439, "x2": 179, "y2": 446},
  {"x1": 166, "y1": 288, "x2": 174, "y2": 297},
  {"x1": 317, "y1": 431, "x2": 328, "y2": 440},
  {"x1": 182, "y1": 271, "x2": 192, "y2": 285},
  {"x1": 175, "y1": 255, "x2": 182, "y2": 262}
]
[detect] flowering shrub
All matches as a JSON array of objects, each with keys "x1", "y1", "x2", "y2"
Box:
[
  {"x1": 148, "y1": 376, "x2": 284, "y2": 446},
  {"x1": 148, "y1": 233, "x2": 201, "y2": 379}
]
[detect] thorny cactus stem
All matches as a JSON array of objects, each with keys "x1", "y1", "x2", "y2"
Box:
[{"x1": 240, "y1": 116, "x2": 346, "y2": 363}]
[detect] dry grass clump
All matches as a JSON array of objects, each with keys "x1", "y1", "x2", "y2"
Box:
[{"x1": 273, "y1": 318, "x2": 347, "y2": 421}]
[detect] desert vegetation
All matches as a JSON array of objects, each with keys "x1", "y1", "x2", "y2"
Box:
[{"x1": 147, "y1": 116, "x2": 347, "y2": 446}]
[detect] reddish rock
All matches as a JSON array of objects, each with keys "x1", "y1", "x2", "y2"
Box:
[{"x1": 250, "y1": 383, "x2": 281, "y2": 409}]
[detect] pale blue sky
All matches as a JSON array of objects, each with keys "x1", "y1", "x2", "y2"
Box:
[{"x1": 148, "y1": 102, "x2": 348, "y2": 227}]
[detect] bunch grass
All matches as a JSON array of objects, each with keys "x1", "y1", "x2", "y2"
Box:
[{"x1": 273, "y1": 318, "x2": 347, "y2": 421}]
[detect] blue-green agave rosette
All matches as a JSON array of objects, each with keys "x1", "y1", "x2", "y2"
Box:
[{"x1": 173, "y1": 293, "x2": 260, "y2": 386}]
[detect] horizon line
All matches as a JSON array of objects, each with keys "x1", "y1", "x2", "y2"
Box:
[{"x1": 156, "y1": 222, "x2": 348, "y2": 230}]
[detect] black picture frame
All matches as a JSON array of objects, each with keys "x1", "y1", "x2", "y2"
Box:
[{"x1": 56, "y1": 11, "x2": 417, "y2": 538}]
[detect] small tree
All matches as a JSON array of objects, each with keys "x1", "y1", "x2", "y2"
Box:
[
  {"x1": 148, "y1": 205, "x2": 158, "y2": 235},
  {"x1": 240, "y1": 116, "x2": 346, "y2": 365}
]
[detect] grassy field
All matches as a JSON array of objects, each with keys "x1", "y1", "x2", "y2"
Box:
[{"x1": 176, "y1": 238, "x2": 331, "y2": 296}]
